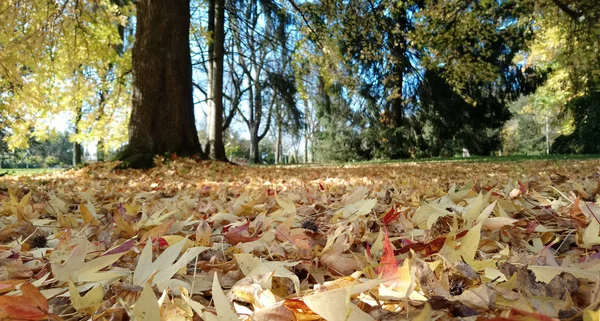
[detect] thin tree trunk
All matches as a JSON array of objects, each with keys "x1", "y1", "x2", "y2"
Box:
[
  {"x1": 205, "y1": 0, "x2": 215, "y2": 156},
  {"x1": 276, "y1": 112, "x2": 283, "y2": 164},
  {"x1": 249, "y1": 129, "x2": 260, "y2": 164},
  {"x1": 206, "y1": 0, "x2": 227, "y2": 160},
  {"x1": 545, "y1": 115, "x2": 550, "y2": 155},
  {"x1": 73, "y1": 105, "x2": 83, "y2": 166},
  {"x1": 121, "y1": 0, "x2": 206, "y2": 168},
  {"x1": 303, "y1": 98, "x2": 310, "y2": 163},
  {"x1": 304, "y1": 136, "x2": 308, "y2": 163},
  {"x1": 97, "y1": 140, "x2": 105, "y2": 162}
]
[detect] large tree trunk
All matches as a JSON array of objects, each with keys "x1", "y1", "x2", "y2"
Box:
[
  {"x1": 206, "y1": 0, "x2": 227, "y2": 160},
  {"x1": 389, "y1": 45, "x2": 404, "y2": 128},
  {"x1": 389, "y1": 9, "x2": 408, "y2": 129},
  {"x1": 121, "y1": 0, "x2": 206, "y2": 168},
  {"x1": 73, "y1": 143, "x2": 82, "y2": 166}
]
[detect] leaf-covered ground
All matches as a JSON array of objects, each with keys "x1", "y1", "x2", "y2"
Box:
[{"x1": 1, "y1": 159, "x2": 600, "y2": 321}]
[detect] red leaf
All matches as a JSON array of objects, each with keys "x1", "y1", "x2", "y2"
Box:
[
  {"x1": 0, "y1": 280, "x2": 24, "y2": 294},
  {"x1": 224, "y1": 221, "x2": 260, "y2": 244},
  {"x1": 0, "y1": 282, "x2": 49, "y2": 320},
  {"x1": 319, "y1": 183, "x2": 325, "y2": 191},
  {"x1": 518, "y1": 180, "x2": 528, "y2": 194},
  {"x1": 481, "y1": 187, "x2": 504, "y2": 197},
  {"x1": 508, "y1": 308, "x2": 559, "y2": 321},
  {"x1": 383, "y1": 208, "x2": 400, "y2": 225},
  {"x1": 103, "y1": 239, "x2": 135, "y2": 256},
  {"x1": 525, "y1": 221, "x2": 539, "y2": 233},
  {"x1": 157, "y1": 237, "x2": 169, "y2": 247},
  {"x1": 378, "y1": 231, "x2": 398, "y2": 282}
]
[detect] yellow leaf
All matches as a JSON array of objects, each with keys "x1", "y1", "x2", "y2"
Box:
[
  {"x1": 581, "y1": 218, "x2": 600, "y2": 249},
  {"x1": 212, "y1": 272, "x2": 239, "y2": 321},
  {"x1": 51, "y1": 244, "x2": 129, "y2": 282},
  {"x1": 68, "y1": 281, "x2": 104, "y2": 314},
  {"x1": 303, "y1": 286, "x2": 375, "y2": 321},
  {"x1": 133, "y1": 283, "x2": 160, "y2": 321},
  {"x1": 583, "y1": 308, "x2": 600, "y2": 321},
  {"x1": 460, "y1": 220, "x2": 484, "y2": 265},
  {"x1": 79, "y1": 203, "x2": 98, "y2": 226},
  {"x1": 113, "y1": 210, "x2": 137, "y2": 238},
  {"x1": 413, "y1": 303, "x2": 432, "y2": 321},
  {"x1": 133, "y1": 236, "x2": 208, "y2": 288},
  {"x1": 475, "y1": 201, "x2": 497, "y2": 223},
  {"x1": 528, "y1": 265, "x2": 600, "y2": 283},
  {"x1": 276, "y1": 197, "x2": 297, "y2": 215},
  {"x1": 161, "y1": 235, "x2": 195, "y2": 252}
]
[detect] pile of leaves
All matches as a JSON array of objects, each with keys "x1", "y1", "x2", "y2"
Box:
[{"x1": 1, "y1": 158, "x2": 600, "y2": 321}]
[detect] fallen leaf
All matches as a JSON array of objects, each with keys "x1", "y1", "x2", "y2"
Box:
[
  {"x1": 0, "y1": 282, "x2": 50, "y2": 320},
  {"x1": 133, "y1": 283, "x2": 160, "y2": 321}
]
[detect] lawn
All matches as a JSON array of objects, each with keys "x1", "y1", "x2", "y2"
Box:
[
  {"x1": 1, "y1": 168, "x2": 63, "y2": 176},
  {"x1": 0, "y1": 158, "x2": 599, "y2": 320}
]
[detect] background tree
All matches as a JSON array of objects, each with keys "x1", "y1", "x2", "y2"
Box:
[
  {"x1": 204, "y1": 0, "x2": 227, "y2": 160},
  {"x1": 528, "y1": 1, "x2": 600, "y2": 153},
  {"x1": 228, "y1": 0, "x2": 289, "y2": 164},
  {"x1": 0, "y1": 0, "x2": 131, "y2": 153}
]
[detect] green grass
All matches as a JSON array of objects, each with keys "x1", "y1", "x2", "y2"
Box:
[
  {"x1": 0, "y1": 168, "x2": 63, "y2": 177},
  {"x1": 368, "y1": 153, "x2": 600, "y2": 164},
  {"x1": 266, "y1": 153, "x2": 600, "y2": 167}
]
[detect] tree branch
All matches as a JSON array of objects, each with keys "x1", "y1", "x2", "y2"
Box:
[
  {"x1": 551, "y1": 0, "x2": 582, "y2": 20},
  {"x1": 258, "y1": 96, "x2": 275, "y2": 140},
  {"x1": 236, "y1": 105, "x2": 250, "y2": 127}
]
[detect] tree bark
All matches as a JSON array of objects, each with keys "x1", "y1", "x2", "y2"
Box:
[
  {"x1": 206, "y1": 0, "x2": 227, "y2": 160},
  {"x1": 275, "y1": 105, "x2": 283, "y2": 164},
  {"x1": 73, "y1": 143, "x2": 82, "y2": 166},
  {"x1": 121, "y1": 0, "x2": 206, "y2": 168},
  {"x1": 205, "y1": 0, "x2": 215, "y2": 157},
  {"x1": 303, "y1": 97, "x2": 311, "y2": 163},
  {"x1": 389, "y1": 10, "x2": 407, "y2": 129},
  {"x1": 97, "y1": 140, "x2": 105, "y2": 162},
  {"x1": 73, "y1": 105, "x2": 83, "y2": 166},
  {"x1": 249, "y1": 129, "x2": 260, "y2": 164}
]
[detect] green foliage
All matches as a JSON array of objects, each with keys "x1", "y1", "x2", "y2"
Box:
[
  {"x1": 4, "y1": 0, "x2": 599, "y2": 162},
  {"x1": 0, "y1": 131, "x2": 74, "y2": 168},
  {"x1": 296, "y1": 0, "x2": 545, "y2": 160},
  {"x1": 551, "y1": 92, "x2": 600, "y2": 154},
  {"x1": 502, "y1": 97, "x2": 546, "y2": 155},
  {"x1": 313, "y1": 122, "x2": 369, "y2": 162},
  {"x1": 0, "y1": 0, "x2": 133, "y2": 150}
]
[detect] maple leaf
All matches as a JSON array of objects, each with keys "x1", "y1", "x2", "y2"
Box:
[
  {"x1": 224, "y1": 221, "x2": 260, "y2": 244},
  {"x1": 0, "y1": 281, "x2": 54, "y2": 321},
  {"x1": 378, "y1": 230, "x2": 399, "y2": 283},
  {"x1": 133, "y1": 236, "x2": 208, "y2": 291},
  {"x1": 3, "y1": 157, "x2": 600, "y2": 319},
  {"x1": 51, "y1": 241, "x2": 130, "y2": 283},
  {"x1": 382, "y1": 207, "x2": 400, "y2": 225}
]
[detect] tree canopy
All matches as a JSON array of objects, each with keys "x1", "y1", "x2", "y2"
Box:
[{"x1": 0, "y1": 0, "x2": 598, "y2": 164}]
